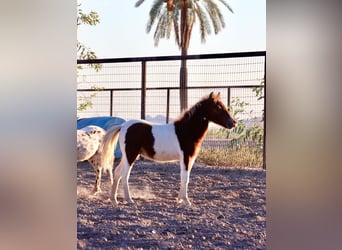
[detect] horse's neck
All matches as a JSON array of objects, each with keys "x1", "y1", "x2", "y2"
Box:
[{"x1": 177, "y1": 110, "x2": 209, "y2": 141}]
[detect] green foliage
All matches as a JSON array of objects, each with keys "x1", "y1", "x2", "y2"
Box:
[
  {"x1": 77, "y1": 4, "x2": 100, "y2": 26},
  {"x1": 77, "y1": 41, "x2": 102, "y2": 72},
  {"x1": 77, "y1": 93, "x2": 96, "y2": 112},
  {"x1": 226, "y1": 80, "x2": 265, "y2": 149},
  {"x1": 77, "y1": 86, "x2": 104, "y2": 115},
  {"x1": 252, "y1": 79, "x2": 265, "y2": 121},
  {"x1": 77, "y1": 3, "x2": 102, "y2": 71},
  {"x1": 227, "y1": 97, "x2": 263, "y2": 149},
  {"x1": 252, "y1": 80, "x2": 264, "y2": 101},
  {"x1": 77, "y1": 2, "x2": 103, "y2": 114},
  {"x1": 200, "y1": 81, "x2": 265, "y2": 167}
]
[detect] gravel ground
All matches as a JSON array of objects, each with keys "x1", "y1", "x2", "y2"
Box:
[{"x1": 77, "y1": 160, "x2": 266, "y2": 249}]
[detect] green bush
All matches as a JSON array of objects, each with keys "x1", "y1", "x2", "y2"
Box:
[{"x1": 199, "y1": 81, "x2": 264, "y2": 168}]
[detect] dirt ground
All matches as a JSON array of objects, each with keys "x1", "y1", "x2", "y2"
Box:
[{"x1": 77, "y1": 160, "x2": 266, "y2": 249}]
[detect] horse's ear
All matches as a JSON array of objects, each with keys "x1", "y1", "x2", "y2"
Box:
[
  {"x1": 209, "y1": 92, "x2": 214, "y2": 98},
  {"x1": 217, "y1": 92, "x2": 221, "y2": 98}
]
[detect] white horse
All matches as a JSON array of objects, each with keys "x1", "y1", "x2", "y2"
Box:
[
  {"x1": 100, "y1": 92, "x2": 237, "y2": 206},
  {"x1": 77, "y1": 125, "x2": 114, "y2": 194}
]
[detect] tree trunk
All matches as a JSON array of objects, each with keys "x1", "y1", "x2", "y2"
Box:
[
  {"x1": 180, "y1": 52, "x2": 188, "y2": 112},
  {"x1": 179, "y1": 0, "x2": 188, "y2": 112},
  {"x1": 167, "y1": 0, "x2": 174, "y2": 11}
]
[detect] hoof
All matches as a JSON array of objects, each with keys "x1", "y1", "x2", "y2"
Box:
[
  {"x1": 177, "y1": 198, "x2": 192, "y2": 206},
  {"x1": 111, "y1": 199, "x2": 119, "y2": 206},
  {"x1": 126, "y1": 199, "x2": 135, "y2": 205},
  {"x1": 182, "y1": 201, "x2": 192, "y2": 207},
  {"x1": 92, "y1": 189, "x2": 102, "y2": 195}
]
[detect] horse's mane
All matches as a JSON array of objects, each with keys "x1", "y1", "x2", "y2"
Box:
[{"x1": 175, "y1": 94, "x2": 214, "y2": 123}]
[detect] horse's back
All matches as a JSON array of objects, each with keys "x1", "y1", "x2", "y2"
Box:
[
  {"x1": 80, "y1": 125, "x2": 106, "y2": 134},
  {"x1": 77, "y1": 116, "x2": 126, "y2": 159},
  {"x1": 120, "y1": 119, "x2": 181, "y2": 162}
]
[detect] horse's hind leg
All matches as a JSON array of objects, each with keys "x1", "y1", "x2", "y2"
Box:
[
  {"x1": 106, "y1": 168, "x2": 113, "y2": 186},
  {"x1": 111, "y1": 156, "x2": 134, "y2": 205},
  {"x1": 88, "y1": 157, "x2": 103, "y2": 195},
  {"x1": 111, "y1": 160, "x2": 124, "y2": 205},
  {"x1": 121, "y1": 162, "x2": 134, "y2": 204},
  {"x1": 93, "y1": 168, "x2": 102, "y2": 195}
]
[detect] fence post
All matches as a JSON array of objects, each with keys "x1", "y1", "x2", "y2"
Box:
[
  {"x1": 141, "y1": 61, "x2": 146, "y2": 120},
  {"x1": 166, "y1": 88, "x2": 170, "y2": 123},
  {"x1": 263, "y1": 55, "x2": 266, "y2": 170},
  {"x1": 227, "y1": 87, "x2": 231, "y2": 108},
  {"x1": 110, "y1": 90, "x2": 113, "y2": 116}
]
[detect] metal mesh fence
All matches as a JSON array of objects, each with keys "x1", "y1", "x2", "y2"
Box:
[
  {"x1": 77, "y1": 55, "x2": 264, "y2": 119},
  {"x1": 77, "y1": 52, "x2": 266, "y2": 168}
]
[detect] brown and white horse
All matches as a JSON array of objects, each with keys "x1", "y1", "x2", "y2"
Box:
[{"x1": 101, "y1": 92, "x2": 237, "y2": 206}]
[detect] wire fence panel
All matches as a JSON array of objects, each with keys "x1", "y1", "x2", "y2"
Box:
[{"x1": 77, "y1": 52, "x2": 266, "y2": 168}]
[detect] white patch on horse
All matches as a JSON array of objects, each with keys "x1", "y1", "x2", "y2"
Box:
[{"x1": 150, "y1": 123, "x2": 181, "y2": 162}]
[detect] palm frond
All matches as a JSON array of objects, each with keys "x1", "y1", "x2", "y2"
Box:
[
  {"x1": 166, "y1": 11, "x2": 174, "y2": 39},
  {"x1": 153, "y1": 8, "x2": 170, "y2": 46},
  {"x1": 216, "y1": 0, "x2": 234, "y2": 13},
  {"x1": 146, "y1": 0, "x2": 165, "y2": 33},
  {"x1": 192, "y1": 1, "x2": 211, "y2": 43},
  {"x1": 137, "y1": 0, "x2": 233, "y2": 50},
  {"x1": 135, "y1": 0, "x2": 146, "y2": 8},
  {"x1": 203, "y1": 0, "x2": 224, "y2": 34},
  {"x1": 173, "y1": 18, "x2": 180, "y2": 47}
]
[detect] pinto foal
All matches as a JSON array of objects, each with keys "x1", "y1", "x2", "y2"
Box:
[{"x1": 101, "y1": 92, "x2": 236, "y2": 206}]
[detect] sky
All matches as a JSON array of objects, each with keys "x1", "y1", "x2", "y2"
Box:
[{"x1": 77, "y1": 0, "x2": 266, "y2": 58}]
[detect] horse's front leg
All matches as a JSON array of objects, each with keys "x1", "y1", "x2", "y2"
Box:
[{"x1": 178, "y1": 159, "x2": 194, "y2": 206}]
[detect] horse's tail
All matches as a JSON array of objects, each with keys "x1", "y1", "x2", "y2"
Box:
[{"x1": 99, "y1": 125, "x2": 121, "y2": 167}]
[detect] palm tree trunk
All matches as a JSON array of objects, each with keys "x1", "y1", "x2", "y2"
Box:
[
  {"x1": 167, "y1": 0, "x2": 174, "y2": 11},
  {"x1": 180, "y1": 49, "x2": 188, "y2": 111},
  {"x1": 179, "y1": 0, "x2": 188, "y2": 112}
]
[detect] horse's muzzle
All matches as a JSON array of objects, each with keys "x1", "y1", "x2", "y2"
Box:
[{"x1": 227, "y1": 119, "x2": 237, "y2": 129}]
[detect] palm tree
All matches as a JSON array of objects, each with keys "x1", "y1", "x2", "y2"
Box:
[{"x1": 135, "y1": 0, "x2": 233, "y2": 111}]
